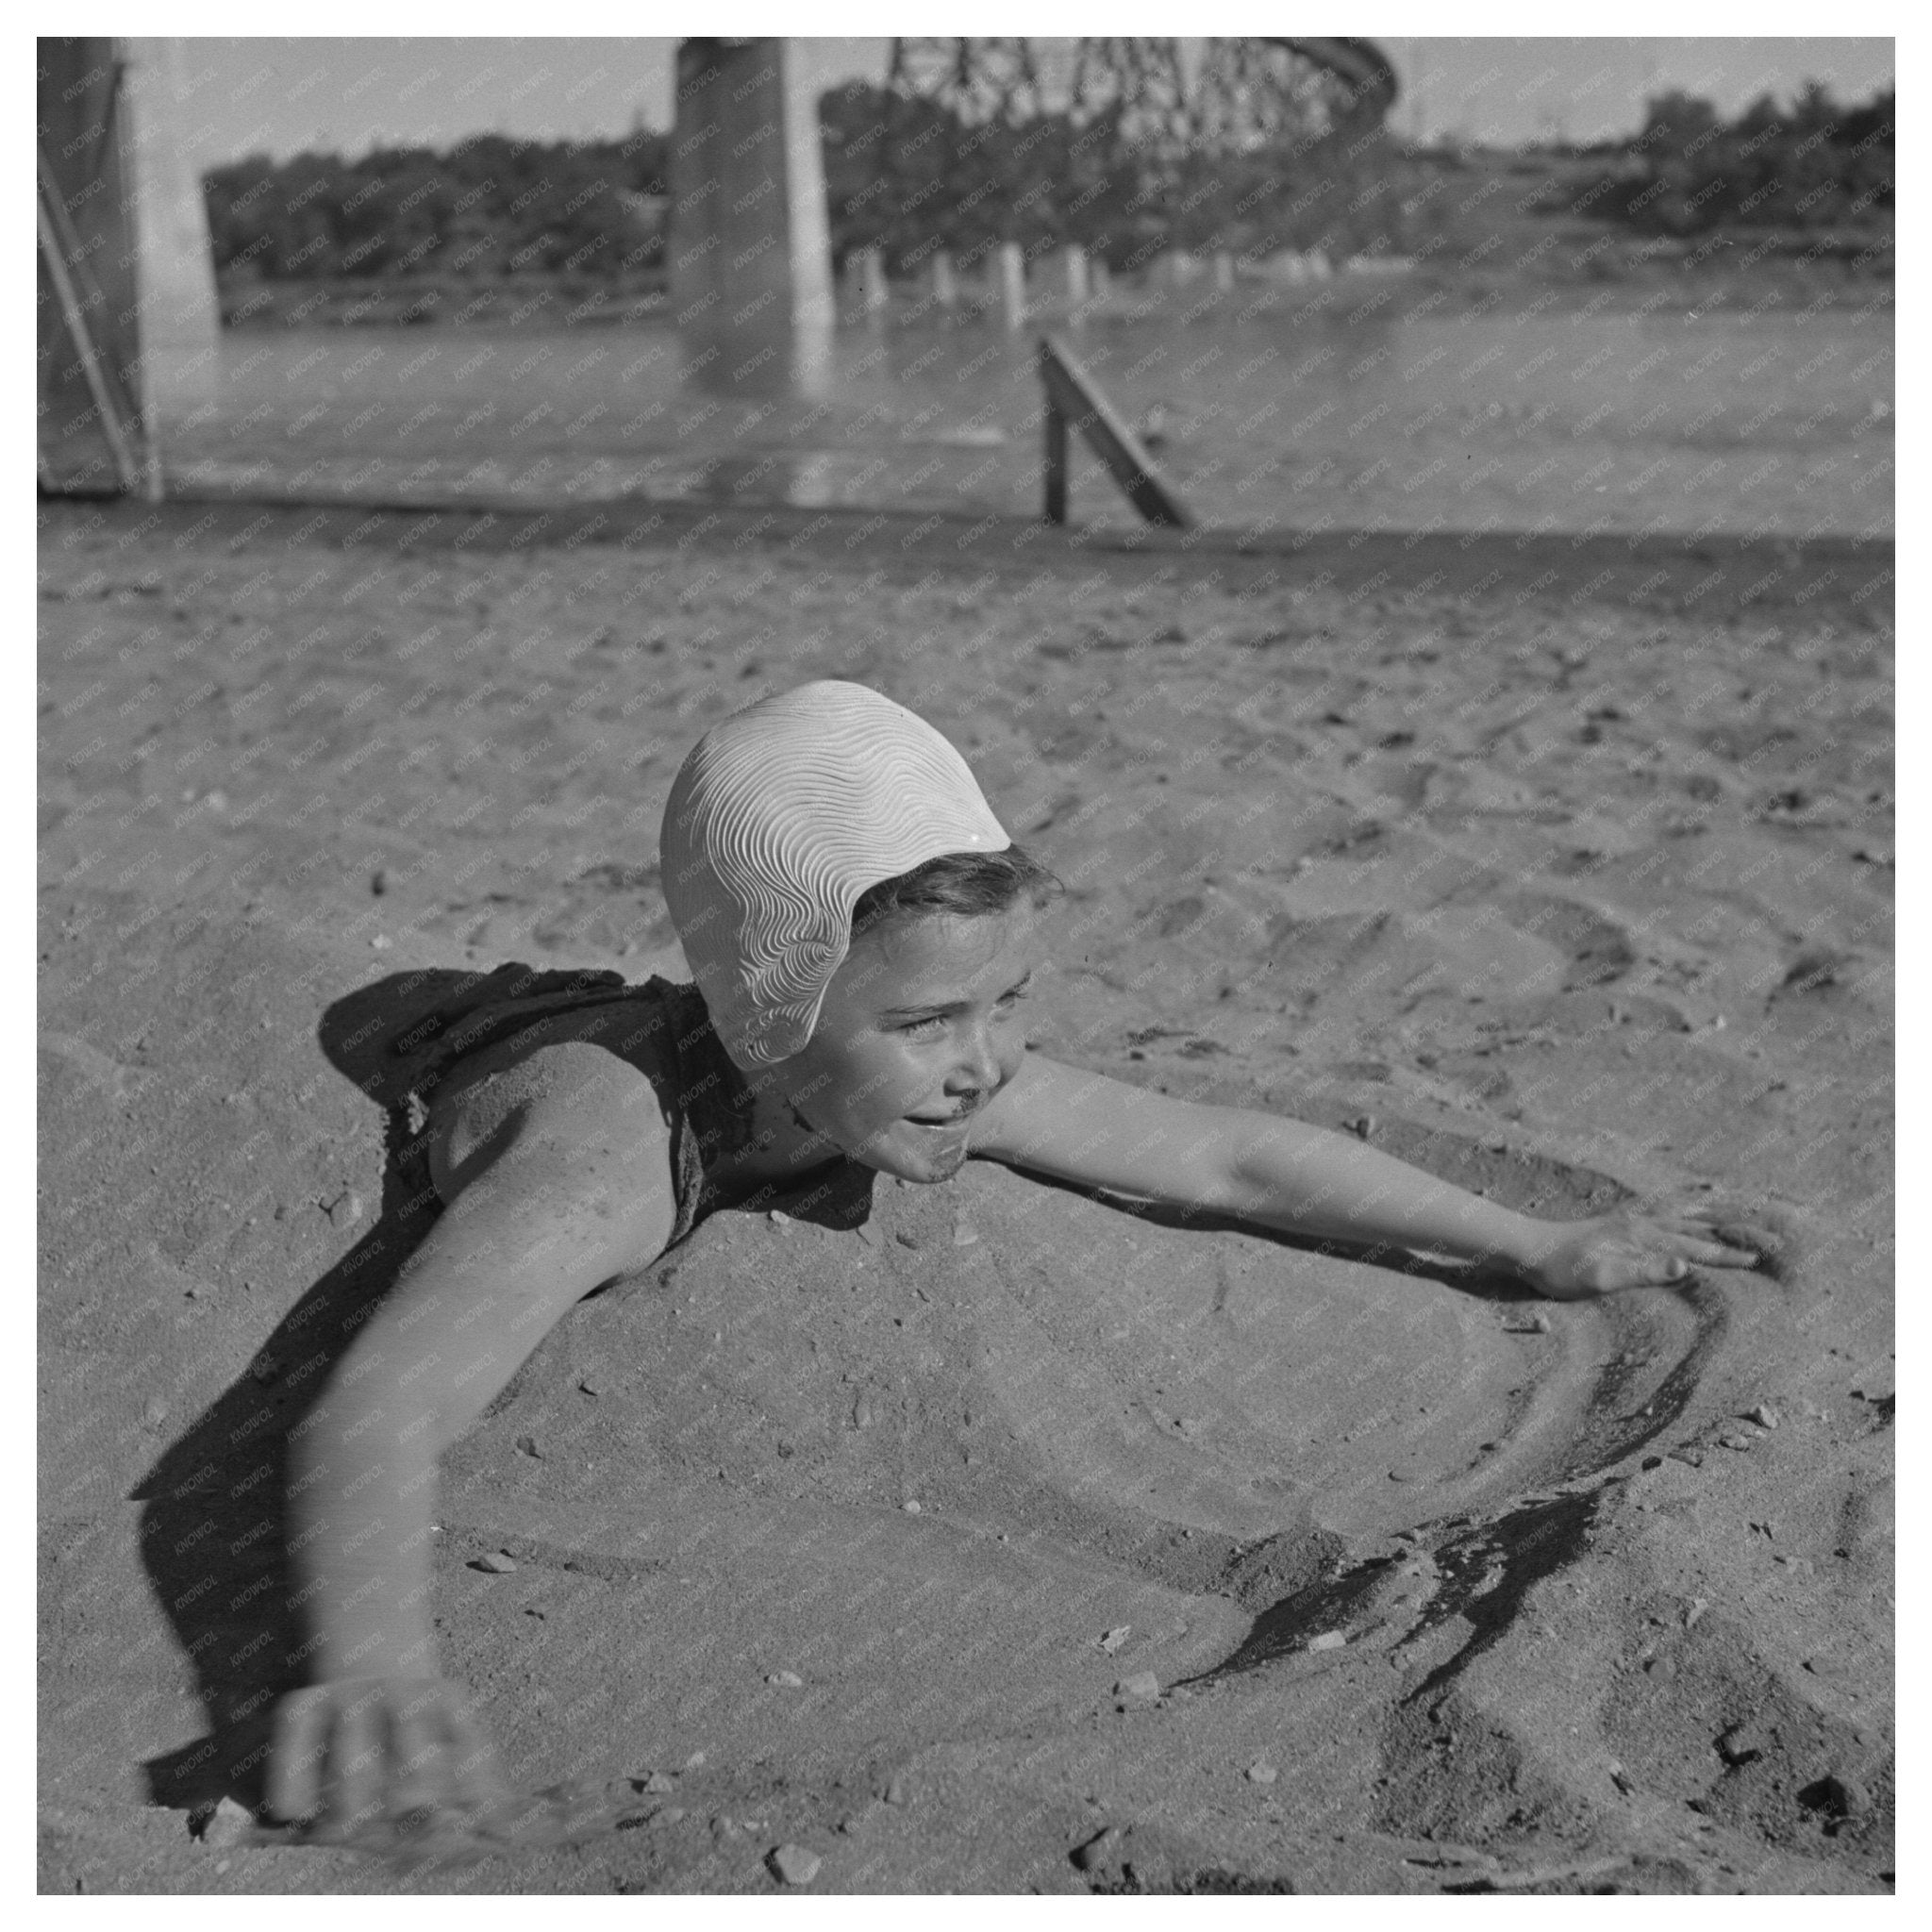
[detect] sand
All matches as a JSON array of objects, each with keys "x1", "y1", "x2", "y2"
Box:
[{"x1": 38, "y1": 494, "x2": 1892, "y2": 1893}]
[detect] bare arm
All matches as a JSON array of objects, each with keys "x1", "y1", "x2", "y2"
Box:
[
  {"x1": 974, "y1": 1053, "x2": 1761, "y2": 1297},
  {"x1": 272, "y1": 1044, "x2": 675, "y2": 1836}
]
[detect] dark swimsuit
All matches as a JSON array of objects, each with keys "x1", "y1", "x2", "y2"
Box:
[{"x1": 388, "y1": 963, "x2": 874, "y2": 1250}]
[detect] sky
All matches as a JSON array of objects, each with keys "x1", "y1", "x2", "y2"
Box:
[{"x1": 148, "y1": 34, "x2": 1896, "y2": 169}]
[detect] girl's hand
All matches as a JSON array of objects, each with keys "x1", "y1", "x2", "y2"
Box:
[
  {"x1": 1508, "y1": 1205, "x2": 1766, "y2": 1301},
  {"x1": 267, "y1": 1675, "x2": 513, "y2": 1851}
]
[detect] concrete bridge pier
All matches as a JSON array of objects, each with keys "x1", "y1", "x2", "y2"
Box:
[{"x1": 669, "y1": 38, "x2": 834, "y2": 398}]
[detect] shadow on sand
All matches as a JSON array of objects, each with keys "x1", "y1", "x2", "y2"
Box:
[{"x1": 131, "y1": 969, "x2": 483, "y2": 1812}]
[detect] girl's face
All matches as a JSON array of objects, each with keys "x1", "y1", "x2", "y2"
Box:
[{"x1": 773, "y1": 901, "x2": 1045, "y2": 1183}]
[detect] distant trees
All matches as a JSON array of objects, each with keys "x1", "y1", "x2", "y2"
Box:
[
  {"x1": 1575, "y1": 81, "x2": 1892, "y2": 236},
  {"x1": 203, "y1": 131, "x2": 671, "y2": 285},
  {"x1": 209, "y1": 90, "x2": 1412, "y2": 298},
  {"x1": 202, "y1": 73, "x2": 1884, "y2": 299}
]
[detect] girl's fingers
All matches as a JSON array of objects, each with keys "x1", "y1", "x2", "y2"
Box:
[
  {"x1": 324, "y1": 1684, "x2": 387, "y2": 1839},
  {"x1": 1698, "y1": 1244, "x2": 1763, "y2": 1269},
  {"x1": 1671, "y1": 1229, "x2": 1767, "y2": 1268},
  {"x1": 267, "y1": 1689, "x2": 329, "y2": 1823},
  {"x1": 441, "y1": 1690, "x2": 514, "y2": 1825},
  {"x1": 1642, "y1": 1215, "x2": 1769, "y2": 1270},
  {"x1": 386, "y1": 1690, "x2": 450, "y2": 1822}
]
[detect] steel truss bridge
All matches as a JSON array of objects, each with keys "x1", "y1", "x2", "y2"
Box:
[
  {"x1": 888, "y1": 38, "x2": 1396, "y2": 148},
  {"x1": 868, "y1": 37, "x2": 1400, "y2": 262}
]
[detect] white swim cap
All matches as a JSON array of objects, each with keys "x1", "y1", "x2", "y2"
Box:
[{"x1": 659, "y1": 680, "x2": 1012, "y2": 1068}]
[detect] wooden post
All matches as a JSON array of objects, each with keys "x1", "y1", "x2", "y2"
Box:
[
  {"x1": 1064, "y1": 244, "x2": 1091, "y2": 308},
  {"x1": 997, "y1": 242, "x2": 1026, "y2": 329},
  {"x1": 1042, "y1": 394, "x2": 1069, "y2": 525},
  {"x1": 1037, "y1": 333, "x2": 1193, "y2": 529}
]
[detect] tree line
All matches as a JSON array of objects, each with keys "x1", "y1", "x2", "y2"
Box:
[
  {"x1": 1567, "y1": 82, "x2": 1892, "y2": 237},
  {"x1": 204, "y1": 87, "x2": 1407, "y2": 291},
  {"x1": 200, "y1": 75, "x2": 1892, "y2": 294},
  {"x1": 203, "y1": 131, "x2": 671, "y2": 285}
]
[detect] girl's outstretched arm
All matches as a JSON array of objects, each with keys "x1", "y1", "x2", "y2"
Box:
[
  {"x1": 974, "y1": 1053, "x2": 1762, "y2": 1297},
  {"x1": 272, "y1": 1042, "x2": 675, "y2": 1844}
]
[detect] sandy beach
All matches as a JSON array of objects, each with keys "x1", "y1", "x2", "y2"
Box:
[{"x1": 38, "y1": 493, "x2": 1892, "y2": 1893}]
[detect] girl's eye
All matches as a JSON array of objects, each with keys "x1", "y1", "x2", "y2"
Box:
[{"x1": 898, "y1": 991, "x2": 1026, "y2": 1036}]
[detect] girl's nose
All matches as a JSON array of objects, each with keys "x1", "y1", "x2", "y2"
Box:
[{"x1": 948, "y1": 1024, "x2": 1001, "y2": 1097}]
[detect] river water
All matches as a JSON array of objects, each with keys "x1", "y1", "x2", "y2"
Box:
[{"x1": 169, "y1": 278, "x2": 1892, "y2": 538}]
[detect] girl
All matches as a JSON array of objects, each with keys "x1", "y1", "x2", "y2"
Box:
[{"x1": 269, "y1": 679, "x2": 1759, "y2": 1843}]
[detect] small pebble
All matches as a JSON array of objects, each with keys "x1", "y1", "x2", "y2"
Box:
[
  {"x1": 1074, "y1": 1826, "x2": 1124, "y2": 1872},
  {"x1": 884, "y1": 1772, "x2": 911, "y2": 1806},
  {"x1": 370, "y1": 934, "x2": 392, "y2": 952},
  {"x1": 1100, "y1": 1625, "x2": 1132, "y2": 1654},
  {"x1": 194, "y1": 1796, "x2": 256, "y2": 1848},
  {"x1": 636, "y1": 1771, "x2": 676, "y2": 1794},
  {"x1": 766, "y1": 1670, "x2": 804, "y2": 1688},
  {"x1": 952, "y1": 1224, "x2": 980, "y2": 1246},
  {"x1": 1350, "y1": 1115, "x2": 1377, "y2": 1140},
  {"x1": 1717, "y1": 1723, "x2": 1768, "y2": 1766},
  {"x1": 769, "y1": 1208, "x2": 792, "y2": 1227},
  {"x1": 1115, "y1": 1672, "x2": 1160, "y2": 1701},
  {"x1": 472, "y1": 1550, "x2": 517, "y2": 1574},
  {"x1": 684, "y1": 1751, "x2": 707, "y2": 1769},
  {"x1": 902, "y1": 1500, "x2": 922, "y2": 1514},
  {"x1": 894, "y1": 1230, "x2": 921, "y2": 1250},
  {"x1": 1668, "y1": 1447, "x2": 1705, "y2": 1469},
  {"x1": 712, "y1": 1815, "x2": 741, "y2": 1841},
  {"x1": 1504, "y1": 1309, "x2": 1553, "y2": 1334},
  {"x1": 370, "y1": 869, "x2": 388, "y2": 895},
  {"x1": 143, "y1": 1396, "x2": 169, "y2": 1426},
  {"x1": 1307, "y1": 1630, "x2": 1346, "y2": 1652},
  {"x1": 768, "y1": 1842, "x2": 821, "y2": 1886},
  {"x1": 1746, "y1": 1403, "x2": 1781, "y2": 1430},
  {"x1": 1246, "y1": 1761, "x2": 1278, "y2": 1785},
  {"x1": 515, "y1": 1434, "x2": 541, "y2": 1457},
  {"x1": 855, "y1": 1223, "x2": 878, "y2": 1245},
  {"x1": 1718, "y1": 1431, "x2": 1756, "y2": 1451},
  {"x1": 1686, "y1": 1597, "x2": 1710, "y2": 1629}
]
